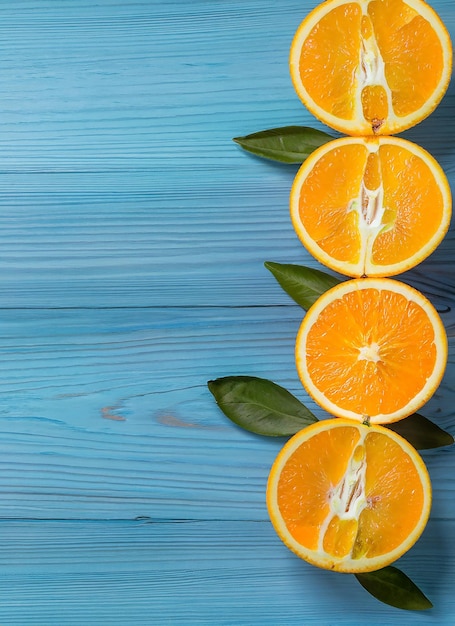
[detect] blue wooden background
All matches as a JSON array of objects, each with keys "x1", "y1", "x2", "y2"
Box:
[{"x1": 1, "y1": 0, "x2": 455, "y2": 623}]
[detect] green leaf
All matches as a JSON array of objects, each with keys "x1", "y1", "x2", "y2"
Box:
[
  {"x1": 265, "y1": 261, "x2": 341, "y2": 310},
  {"x1": 355, "y1": 566, "x2": 433, "y2": 611},
  {"x1": 207, "y1": 376, "x2": 317, "y2": 436},
  {"x1": 233, "y1": 126, "x2": 333, "y2": 164},
  {"x1": 386, "y1": 413, "x2": 454, "y2": 450}
]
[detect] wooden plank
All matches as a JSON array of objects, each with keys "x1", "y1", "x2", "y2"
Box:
[
  {"x1": 2, "y1": 175, "x2": 455, "y2": 308},
  {"x1": 0, "y1": 306, "x2": 453, "y2": 521},
  {"x1": 0, "y1": 519, "x2": 452, "y2": 625},
  {"x1": 0, "y1": 0, "x2": 454, "y2": 307},
  {"x1": 1, "y1": 181, "x2": 454, "y2": 308}
]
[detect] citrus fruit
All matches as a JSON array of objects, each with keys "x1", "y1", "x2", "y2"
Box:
[
  {"x1": 295, "y1": 278, "x2": 447, "y2": 424},
  {"x1": 266, "y1": 418, "x2": 432, "y2": 573},
  {"x1": 289, "y1": 0, "x2": 452, "y2": 135},
  {"x1": 290, "y1": 135, "x2": 452, "y2": 278}
]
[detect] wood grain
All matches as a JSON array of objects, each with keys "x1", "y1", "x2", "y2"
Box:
[
  {"x1": 0, "y1": 306, "x2": 452, "y2": 523},
  {"x1": 0, "y1": 0, "x2": 453, "y2": 307},
  {"x1": 1, "y1": 0, "x2": 455, "y2": 622},
  {"x1": 0, "y1": 519, "x2": 453, "y2": 625}
]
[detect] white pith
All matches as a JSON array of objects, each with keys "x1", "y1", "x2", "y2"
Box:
[
  {"x1": 318, "y1": 441, "x2": 367, "y2": 555},
  {"x1": 358, "y1": 342, "x2": 381, "y2": 363},
  {"x1": 345, "y1": 141, "x2": 388, "y2": 275},
  {"x1": 354, "y1": 8, "x2": 393, "y2": 131},
  {"x1": 289, "y1": 0, "x2": 453, "y2": 135}
]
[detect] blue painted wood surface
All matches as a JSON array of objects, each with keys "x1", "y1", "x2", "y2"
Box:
[{"x1": 1, "y1": 0, "x2": 455, "y2": 623}]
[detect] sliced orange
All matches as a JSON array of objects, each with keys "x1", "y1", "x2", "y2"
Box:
[
  {"x1": 266, "y1": 418, "x2": 432, "y2": 573},
  {"x1": 290, "y1": 135, "x2": 452, "y2": 278},
  {"x1": 295, "y1": 278, "x2": 447, "y2": 424},
  {"x1": 290, "y1": 0, "x2": 452, "y2": 135}
]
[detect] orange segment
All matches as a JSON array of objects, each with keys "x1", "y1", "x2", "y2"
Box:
[
  {"x1": 293, "y1": 142, "x2": 367, "y2": 266},
  {"x1": 372, "y1": 143, "x2": 447, "y2": 266},
  {"x1": 361, "y1": 85, "x2": 389, "y2": 131},
  {"x1": 267, "y1": 419, "x2": 432, "y2": 573},
  {"x1": 352, "y1": 431, "x2": 426, "y2": 558},
  {"x1": 290, "y1": 136, "x2": 451, "y2": 278},
  {"x1": 277, "y1": 426, "x2": 360, "y2": 549},
  {"x1": 295, "y1": 278, "x2": 447, "y2": 424},
  {"x1": 297, "y1": 3, "x2": 362, "y2": 121},
  {"x1": 369, "y1": 0, "x2": 445, "y2": 118},
  {"x1": 290, "y1": 0, "x2": 452, "y2": 135}
]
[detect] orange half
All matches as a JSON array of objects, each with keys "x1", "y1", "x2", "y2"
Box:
[
  {"x1": 290, "y1": 136, "x2": 452, "y2": 278},
  {"x1": 295, "y1": 278, "x2": 447, "y2": 424},
  {"x1": 266, "y1": 419, "x2": 432, "y2": 573},
  {"x1": 290, "y1": 0, "x2": 452, "y2": 135}
]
